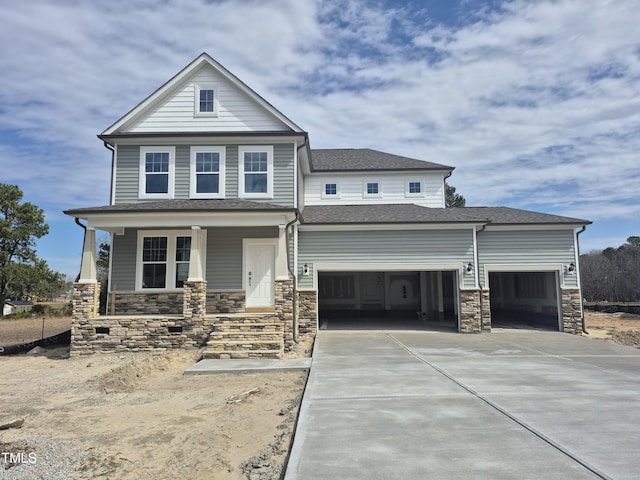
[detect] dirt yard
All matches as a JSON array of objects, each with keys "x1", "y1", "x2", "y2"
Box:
[
  {"x1": 0, "y1": 310, "x2": 637, "y2": 479},
  {"x1": 584, "y1": 310, "x2": 640, "y2": 347},
  {"x1": 0, "y1": 329, "x2": 313, "y2": 480}
]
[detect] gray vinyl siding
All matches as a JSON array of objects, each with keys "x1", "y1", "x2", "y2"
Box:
[
  {"x1": 114, "y1": 145, "x2": 139, "y2": 204},
  {"x1": 272, "y1": 143, "x2": 295, "y2": 207},
  {"x1": 113, "y1": 143, "x2": 294, "y2": 205},
  {"x1": 297, "y1": 229, "x2": 475, "y2": 289},
  {"x1": 206, "y1": 227, "x2": 278, "y2": 289},
  {"x1": 175, "y1": 145, "x2": 190, "y2": 198},
  {"x1": 477, "y1": 230, "x2": 578, "y2": 288},
  {"x1": 110, "y1": 227, "x2": 279, "y2": 292},
  {"x1": 110, "y1": 229, "x2": 137, "y2": 291}
]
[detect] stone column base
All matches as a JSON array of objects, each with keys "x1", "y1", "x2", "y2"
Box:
[
  {"x1": 459, "y1": 289, "x2": 482, "y2": 333},
  {"x1": 561, "y1": 288, "x2": 583, "y2": 334}
]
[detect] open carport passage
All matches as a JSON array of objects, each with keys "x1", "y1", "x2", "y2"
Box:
[{"x1": 285, "y1": 331, "x2": 640, "y2": 480}]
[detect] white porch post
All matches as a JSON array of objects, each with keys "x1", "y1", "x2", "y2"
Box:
[
  {"x1": 276, "y1": 224, "x2": 289, "y2": 280},
  {"x1": 187, "y1": 226, "x2": 204, "y2": 282},
  {"x1": 78, "y1": 227, "x2": 97, "y2": 283}
]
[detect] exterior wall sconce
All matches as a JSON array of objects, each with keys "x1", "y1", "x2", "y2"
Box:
[
  {"x1": 466, "y1": 262, "x2": 474, "y2": 273},
  {"x1": 302, "y1": 264, "x2": 310, "y2": 276},
  {"x1": 567, "y1": 262, "x2": 576, "y2": 274}
]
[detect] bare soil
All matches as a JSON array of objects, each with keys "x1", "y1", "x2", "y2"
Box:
[
  {"x1": 0, "y1": 309, "x2": 637, "y2": 478},
  {"x1": 0, "y1": 322, "x2": 311, "y2": 479},
  {"x1": 584, "y1": 310, "x2": 640, "y2": 348}
]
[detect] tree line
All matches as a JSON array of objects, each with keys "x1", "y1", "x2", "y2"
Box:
[
  {"x1": 1, "y1": 183, "x2": 66, "y2": 310},
  {"x1": 580, "y1": 236, "x2": 640, "y2": 302}
]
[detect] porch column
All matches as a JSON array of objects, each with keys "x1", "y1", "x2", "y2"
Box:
[
  {"x1": 187, "y1": 226, "x2": 204, "y2": 282},
  {"x1": 78, "y1": 227, "x2": 97, "y2": 283},
  {"x1": 276, "y1": 224, "x2": 289, "y2": 280}
]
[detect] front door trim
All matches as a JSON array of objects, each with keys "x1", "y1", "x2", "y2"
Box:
[{"x1": 243, "y1": 238, "x2": 277, "y2": 308}]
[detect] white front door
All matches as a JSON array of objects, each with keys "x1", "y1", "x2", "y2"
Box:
[{"x1": 245, "y1": 241, "x2": 276, "y2": 308}]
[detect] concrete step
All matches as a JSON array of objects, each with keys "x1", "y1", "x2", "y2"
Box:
[{"x1": 203, "y1": 349, "x2": 282, "y2": 359}]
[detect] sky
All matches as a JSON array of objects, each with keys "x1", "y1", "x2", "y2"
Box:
[{"x1": 0, "y1": 0, "x2": 638, "y2": 279}]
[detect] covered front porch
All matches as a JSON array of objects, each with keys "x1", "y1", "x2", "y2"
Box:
[{"x1": 66, "y1": 200, "x2": 316, "y2": 356}]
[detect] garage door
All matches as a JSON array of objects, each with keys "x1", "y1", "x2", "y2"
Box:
[{"x1": 489, "y1": 272, "x2": 560, "y2": 330}]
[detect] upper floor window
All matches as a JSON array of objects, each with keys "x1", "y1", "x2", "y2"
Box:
[
  {"x1": 190, "y1": 146, "x2": 226, "y2": 198},
  {"x1": 364, "y1": 180, "x2": 381, "y2": 197},
  {"x1": 194, "y1": 83, "x2": 217, "y2": 116},
  {"x1": 139, "y1": 146, "x2": 175, "y2": 199},
  {"x1": 199, "y1": 89, "x2": 214, "y2": 112},
  {"x1": 239, "y1": 146, "x2": 273, "y2": 198},
  {"x1": 406, "y1": 180, "x2": 424, "y2": 197},
  {"x1": 324, "y1": 183, "x2": 338, "y2": 197}
]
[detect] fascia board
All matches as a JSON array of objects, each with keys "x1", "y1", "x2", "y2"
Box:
[
  {"x1": 82, "y1": 211, "x2": 296, "y2": 230},
  {"x1": 484, "y1": 224, "x2": 588, "y2": 231},
  {"x1": 103, "y1": 133, "x2": 307, "y2": 146},
  {"x1": 298, "y1": 223, "x2": 483, "y2": 232}
]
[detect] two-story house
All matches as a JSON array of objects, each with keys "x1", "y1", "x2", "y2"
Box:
[{"x1": 65, "y1": 53, "x2": 590, "y2": 356}]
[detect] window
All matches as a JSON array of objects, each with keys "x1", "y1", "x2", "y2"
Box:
[
  {"x1": 190, "y1": 146, "x2": 226, "y2": 198},
  {"x1": 322, "y1": 182, "x2": 340, "y2": 199},
  {"x1": 364, "y1": 180, "x2": 381, "y2": 197},
  {"x1": 142, "y1": 236, "x2": 168, "y2": 288},
  {"x1": 199, "y1": 89, "x2": 214, "y2": 112},
  {"x1": 238, "y1": 146, "x2": 273, "y2": 198},
  {"x1": 194, "y1": 83, "x2": 217, "y2": 116},
  {"x1": 406, "y1": 180, "x2": 424, "y2": 197},
  {"x1": 137, "y1": 231, "x2": 205, "y2": 290},
  {"x1": 139, "y1": 147, "x2": 175, "y2": 199}
]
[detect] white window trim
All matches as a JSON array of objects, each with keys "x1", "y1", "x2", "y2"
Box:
[
  {"x1": 363, "y1": 179, "x2": 382, "y2": 198},
  {"x1": 405, "y1": 179, "x2": 425, "y2": 197},
  {"x1": 135, "y1": 229, "x2": 207, "y2": 291},
  {"x1": 194, "y1": 83, "x2": 218, "y2": 117},
  {"x1": 321, "y1": 181, "x2": 340, "y2": 199},
  {"x1": 238, "y1": 145, "x2": 274, "y2": 199},
  {"x1": 138, "y1": 146, "x2": 175, "y2": 200},
  {"x1": 189, "y1": 146, "x2": 226, "y2": 199}
]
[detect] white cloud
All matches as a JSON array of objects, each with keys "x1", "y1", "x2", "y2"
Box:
[{"x1": 0, "y1": 0, "x2": 638, "y2": 262}]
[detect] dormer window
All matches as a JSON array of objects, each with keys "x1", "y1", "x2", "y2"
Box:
[{"x1": 194, "y1": 83, "x2": 217, "y2": 116}]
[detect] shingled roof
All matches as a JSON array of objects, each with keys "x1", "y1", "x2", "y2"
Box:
[
  {"x1": 65, "y1": 199, "x2": 295, "y2": 216},
  {"x1": 310, "y1": 149, "x2": 453, "y2": 172},
  {"x1": 300, "y1": 204, "x2": 591, "y2": 226}
]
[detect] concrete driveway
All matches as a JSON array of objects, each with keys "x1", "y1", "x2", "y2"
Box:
[{"x1": 285, "y1": 330, "x2": 640, "y2": 480}]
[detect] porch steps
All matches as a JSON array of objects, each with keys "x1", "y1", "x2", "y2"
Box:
[{"x1": 203, "y1": 313, "x2": 284, "y2": 359}]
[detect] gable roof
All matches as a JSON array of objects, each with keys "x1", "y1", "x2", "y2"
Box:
[
  {"x1": 310, "y1": 149, "x2": 453, "y2": 172},
  {"x1": 101, "y1": 52, "x2": 304, "y2": 136},
  {"x1": 300, "y1": 204, "x2": 591, "y2": 226}
]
